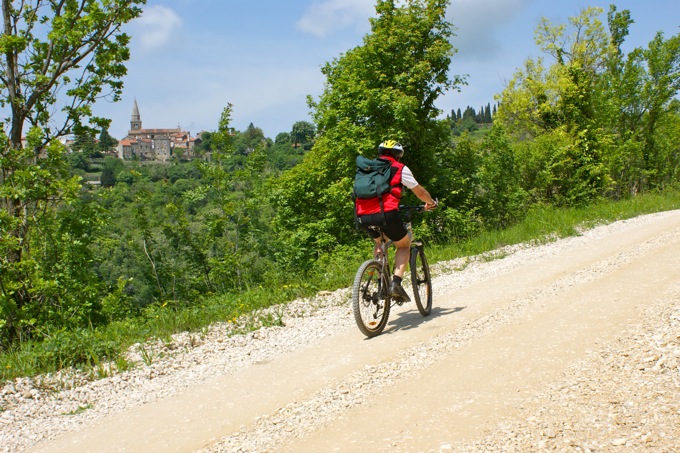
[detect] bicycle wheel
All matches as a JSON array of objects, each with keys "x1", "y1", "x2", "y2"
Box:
[
  {"x1": 410, "y1": 246, "x2": 432, "y2": 316},
  {"x1": 352, "y1": 259, "x2": 391, "y2": 337}
]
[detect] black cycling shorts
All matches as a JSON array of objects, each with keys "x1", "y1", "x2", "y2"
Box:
[{"x1": 357, "y1": 210, "x2": 408, "y2": 242}]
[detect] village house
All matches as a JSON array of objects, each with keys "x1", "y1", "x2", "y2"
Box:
[{"x1": 117, "y1": 100, "x2": 201, "y2": 161}]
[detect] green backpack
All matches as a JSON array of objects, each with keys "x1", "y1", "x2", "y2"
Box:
[{"x1": 353, "y1": 155, "x2": 394, "y2": 199}]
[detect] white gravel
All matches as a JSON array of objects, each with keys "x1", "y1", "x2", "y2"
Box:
[{"x1": 1, "y1": 211, "x2": 679, "y2": 452}]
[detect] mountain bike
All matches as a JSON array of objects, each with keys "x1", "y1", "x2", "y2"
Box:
[{"x1": 352, "y1": 205, "x2": 432, "y2": 337}]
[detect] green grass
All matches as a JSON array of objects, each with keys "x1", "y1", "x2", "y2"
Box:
[
  {"x1": 427, "y1": 190, "x2": 680, "y2": 264},
  {"x1": 2, "y1": 189, "x2": 680, "y2": 383}
]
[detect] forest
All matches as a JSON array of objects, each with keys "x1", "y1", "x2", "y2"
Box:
[{"x1": 1, "y1": 0, "x2": 679, "y2": 379}]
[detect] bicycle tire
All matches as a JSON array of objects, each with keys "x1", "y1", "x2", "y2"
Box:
[
  {"x1": 352, "y1": 259, "x2": 391, "y2": 337},
  {"x1": 410, "y1": 246, "x2": 432, "y2": 316}
]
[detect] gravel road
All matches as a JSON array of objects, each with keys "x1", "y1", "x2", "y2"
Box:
[{"x1": 2, "y1": 210, "x2": 679, "y2": 452}]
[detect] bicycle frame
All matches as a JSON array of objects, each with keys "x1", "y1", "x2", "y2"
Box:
[
  {"x1": 352, "y1": 204, "x2": 432, "y2": 337},
  {"x1": 368, "y1": 205, "x2": 422, "y2": 305}
]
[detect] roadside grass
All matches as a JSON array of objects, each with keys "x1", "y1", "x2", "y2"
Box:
[
  {"x1": 427, "y1": 189, "x2": 680, "y2": 264},
  {"x1": 2, "y1": 189, "x2": 680, "y2": 382}
]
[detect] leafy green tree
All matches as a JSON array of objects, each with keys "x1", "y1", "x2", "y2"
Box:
[
  {"x1": 496, "y1": 6, "x2": 680, "y2": 204},
  {"x1": 0, "y1": 0, "x2": 144, "y2": 148},
  {"x1": 462, "y1": 106, "x2": 476, "y2": 121},
  {"x1": 193, "y1": 131, "x2": 214, "y2": 157},
  {"x1": 98, "y1": 127, "x2": 118, "y2": 153},
  {"x1": 100, "y1": 166, "x2": 117, "y2": 187},
  {"x1": 234, "y1": 123, "x2": 265, "y2": 156},
  {"x1": 291, "y1": 121, "x2": 316, "y2": 150},
  {"x1": 268, "y1": 137, "x2": 300, "y2": 171},
  {"x1": 451, "y1": 116, "x2": 478, "y2": 136},
  {"x1": 484, "y1": 103, "x2": 492, "y2": 123},
  {"x1": 267, "y1": 124, "x2": 315, "y2": 171},
  {"x1": 0, "y1": 0, "x2": 144, "y2": 346},
  {"x1": 476, "y1": 126, "x2": 528, "y2": 227},
  {"x1": 116, "y1": 169, "x2": 135, "y2": 185},
  {"x1": 275, "y1": 132, "x2": 291, "y2": 144},
  {"x1": 67, "y1": 152, "x2": 91, "y2": 172},
  {"x1": 71, "y1": 128, "x2": 99, "y2": 156},
  {"x1": 272, "y1": 0, "x2": 461, "y2": 270},
  {"x1": 421, "y1": 134, "x2": 482, "y2": 241},
  {"x1": 182, "y1": 105, "x2": 275, "y2": 292}
]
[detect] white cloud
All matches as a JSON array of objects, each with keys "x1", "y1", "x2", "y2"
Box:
[
  {"x1": 297, "y1": 0, "x2": 374, "y2": 37},
  {"x1": 133, "y1": 5, "x2": 183, "y2": 52}
]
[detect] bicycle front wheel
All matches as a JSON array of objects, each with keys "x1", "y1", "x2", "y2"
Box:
[
  {"x1": 352, "y1": 259, "x2": 391, "y2": 337},
  {"x1": 410, "y1": 246, "x2": 432, "y2": 316}
]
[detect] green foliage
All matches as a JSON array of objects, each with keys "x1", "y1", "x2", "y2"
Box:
[
  {"x1": 4, "y1": 1, "x2": 680, "y2": 385},
  {"x1": 0, "y1": 0, "x2": 145, "y2": 148},
  {"x1": 496, "y1": 6, "x2": 680, "y2": 205},
  {"x1": 0, "y1": 131, "x2": 87, "y2": 348},
  {"x1": 101, "y1": 156, "x2": 126, "y2": 187},
  {"x1": 5, "y1": 184, "x2": 680, "y2": 382},
  {"x1": 71, "y1": 128, "x2": 100, "y2": 157},
  {"x1": 100, "y1": 166, "x2": 117, "y2": 187},
  {"x1": 267, "y1": 123, "x2": 316, "y2": 171},
  {"x1": 291, "y1": 121, "x2": 316, "y2": 150},
  {"x1": 451, "y1": 116, "x2": 479, "y2": 136},
  {"x1": 476, "y1": 126, "x2": 529, "y2": 227},
  {"x1": 67, "y1": 152, "x2": 91, "y2": 172},
  {"x1": 98, "y1": 128, "x2": 118, "y2": 153},
  {"x1": 273, "y1": 0, "x2": 460, "y2": 269},
  {"x1": 0, "y1": 0, "x2": 144, "y2": 349}
]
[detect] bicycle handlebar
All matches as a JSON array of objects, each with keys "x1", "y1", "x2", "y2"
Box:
[
  {"x1": 399, "y1": 205, "x2": 426, "y2": 211},
  {"x1": 399, "y1": 198, "x2": 438, "y2": 213}
]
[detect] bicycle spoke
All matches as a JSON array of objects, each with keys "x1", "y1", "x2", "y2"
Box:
[
  {"x1": 352, "y1": 260, "x2": 391, "y2": 337},
  {"x1": 410, "y1": 247, "x2": 432, "y2": 316}
]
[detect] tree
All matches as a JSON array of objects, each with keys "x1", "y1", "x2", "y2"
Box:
[
  {"x1": 484, "y1": 103, "x2": 492, "y2": 123},
  {"x1": 98, "y1": 127, "x2": 118, "y2": 153},
  {"x1": 291, "y1": 121, "x2": 315, "y2": 150},
  {"x1": 272, "y1": 0, "x2": 462, "y2": 269},
  {"x1": 496, "y1": 6, "x2": 680, "y2": 203},
  {"x1": 232, "y1": 123, "x2": 264, "y2": 156},
  {"x1": 0, "y1": 0, "x2": 144, "y2": 347},
  {"x1": 71, "y1": 127, "x2": 98, "y2": 156},
  {"x1": 194, "y1": 105, "x2": 274, "y2": 292},
  {"x1": 0, "y1": 0, "x2": 144, "y2": 148},
  {"x1": 268, "y1": 129, "x2": 308, "y2": 171},
  {"x1": 67, "y1": 150, "x2": 90, "y2": 172}
]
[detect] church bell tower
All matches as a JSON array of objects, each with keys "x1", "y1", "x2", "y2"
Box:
[{"x1": 130, "y1": 99, "x2": 142, "y2": 131}]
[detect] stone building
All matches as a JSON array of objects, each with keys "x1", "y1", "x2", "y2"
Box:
[{"x1": 117, "y1": 100, "x2": 201, "y2": 161}]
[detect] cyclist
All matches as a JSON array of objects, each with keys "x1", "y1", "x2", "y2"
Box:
[{"x1": 355, "y1": 140, "x2": 437, "y2": 302}]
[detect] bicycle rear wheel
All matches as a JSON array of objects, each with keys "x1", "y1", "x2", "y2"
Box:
[
  {"x1": 410, "y1": 246, "x2": 432, "y2": 316},
  {"x1": 352, "y1": 259, "x2": 391, "y2": 337}
]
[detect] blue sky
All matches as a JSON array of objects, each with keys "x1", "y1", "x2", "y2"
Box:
[{"x1": 99, "y1": 0, "x2": 680, "y2": 140}]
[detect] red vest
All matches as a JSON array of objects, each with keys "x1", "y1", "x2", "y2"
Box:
[{"x1": 355, "y1": 155, "x2": 404, "y2": 215}]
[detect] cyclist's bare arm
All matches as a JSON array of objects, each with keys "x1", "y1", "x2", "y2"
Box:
[{"x1": 411, "y1": 185, "x2": 438, "y2": 210}]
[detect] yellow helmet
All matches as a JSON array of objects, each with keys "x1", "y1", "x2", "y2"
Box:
[{"x1": 378, "y1": 140, "x2": 404, "y2": 159}]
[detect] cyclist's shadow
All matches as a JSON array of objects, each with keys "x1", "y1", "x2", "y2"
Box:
[{"x1": 382, "y1": 305, "x2": 466, "y2": 335}]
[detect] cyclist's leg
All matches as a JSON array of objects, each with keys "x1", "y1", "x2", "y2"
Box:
[
  {"x1": 373, "y1": 237, "x2": 382, "y2": 259},
  {"x1": 389, "y1": 235, "x2": 411, "y2": 302},
  {"x1": 392, "y1": 235, "x2": 411, "y2": 278},
  {"x1": 380, "y1": 211, "x2": 411, "y2": 302},
  {"x1": 381, "y1": 211, "x2": 410, "y2": 278}
]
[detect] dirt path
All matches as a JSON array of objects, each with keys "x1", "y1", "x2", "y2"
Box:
[{"x1": 29, "y1": 211, "x2": 680, "y2": 452}]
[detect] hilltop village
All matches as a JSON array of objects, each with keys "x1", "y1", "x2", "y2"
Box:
[{"x1": 115, "y1": 100, "x2": 202, "y2": 161}]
